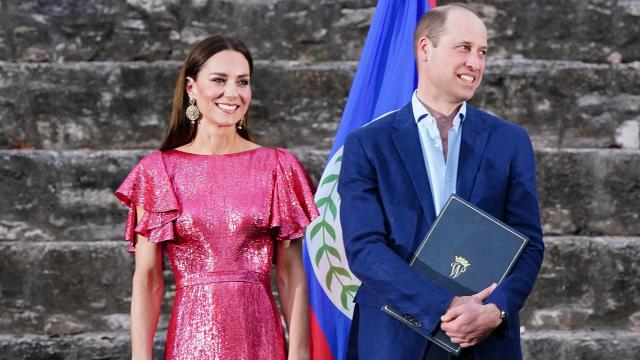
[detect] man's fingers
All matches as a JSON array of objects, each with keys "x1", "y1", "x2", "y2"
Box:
[
  {"x1": 445, "y1": 329, "x2": 467, "y2": 339},
  {"x1": 475, "y1": 283, "x2": 496, "y2": 299},
  {"x1": 449, "y1": 335, "x2": 478, "y2": 347},
  {"x1": 441, "y1": 316, "x2": 469, "y2": 337},
  {"x1": 459, "y1": 341, "x2": 477, "y2": 348},
  {"x1": 441, "y1": 304, "x2": 467, "y2": 322},
  {"x1": 474, "y1": 283, "x2": 497, "y2": 301}
]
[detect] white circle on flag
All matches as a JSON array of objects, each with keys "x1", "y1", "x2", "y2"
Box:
[{"x1": 305, "y1": 146, "x2": 361, "y2": 318}]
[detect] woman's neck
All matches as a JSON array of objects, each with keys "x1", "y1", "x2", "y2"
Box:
[{"x1": 183, "y1": 122, "x2": 245, "y2": 155}]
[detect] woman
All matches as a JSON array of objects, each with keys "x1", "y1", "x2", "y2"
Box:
[{"x1": 115, "y1": 35, "x2": 318, "y2": 360}]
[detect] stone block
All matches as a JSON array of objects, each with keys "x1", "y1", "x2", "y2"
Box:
[
  {"x1": 536, "y1": 149, "x2": 640, "y2": 236},
  {"x1": 521, "y1": 237, "x2": 640, "y2": 331},
  {"x1": 0, "y1": 148, "x2": 329, "y2": 242},
  {"x1": 0, "y1": 61, "x2": 353, "y2": 151},
  {"x1": 522, "y1": 331, "x2": 640, "y2": 360},
  {"x1": 0, "y1": 150, "x2": 142, "y2": 242},
  {"x1": 0, "y1": 241, "x2": 135, "y2": 334},
  {"x1": 0, "y1": 61, "x2": 179, "y2": 150},
  {"x1": 245, "y1": 61, "x2": 354, "y2": 150},
  {"x1": 0, "y1": 331, "x2": 166, "y2": 360},
  {"x1": 0, "y1": 241, "x2": 280, "y2": 335},
  {"x1": 477, "y1": 60, "x2": 640, "y2": 148},
  {"x1": 1, "y1": 330, "x2": 639, "y2": 359}
]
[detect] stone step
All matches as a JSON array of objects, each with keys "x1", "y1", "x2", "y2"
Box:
[
  {"x1": 1, "y1": 148, "x2": 639, "y2": 242},
  {"x1": 1, "y1": 237, "x2": 638, "y2": 334},
  {"x1": 1, "y1": 0, "x2": 639, "y2": 63},
  {"x1": 441, "y1": 0, "x2": 640, "y2": 64},
  {"x1": 0, "y1": 331, "x2": 165, "y2": 360},
  {"x1": 0, "y1": 330, "x2": 638, "y2": 360},
  {"x1": 0, "y1": 60, "x2": 352, "y2": 151},
  {"x1": 521, "y1": 330, "x2": 640, "y2": 360},
  {"x1": 535, "y1": 148, "x2": 640, "y2": 236},
  {"x1": 1, "y1": 60, "x2": 638, "y2": 151},
  {"x1": 0, "y1": 241, "x2": 142, "y2": 335},
  {"x1": 0, "y1": 0, "x2": 374, "y2": 63},
  {"x1": 520, "y1": 236, "x2": 640, "y2": 332},
  {"x1": 480, "y1": 60, "x2": 640, "y2": 149},
  {"x1": 0, "y1": 241, "x2": 286, "y2": 335},
  {"x1": 0, "y1": 147, "x2": 324, "y2": 242}
]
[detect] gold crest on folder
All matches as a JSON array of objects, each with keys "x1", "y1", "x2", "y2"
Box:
[{"x1": 449, "y1": 256, "x2": 470, "y2": 279}]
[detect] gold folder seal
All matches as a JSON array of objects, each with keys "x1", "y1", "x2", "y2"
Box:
[{"x1": 449, "y1": 256, "x2": 470, "y2": 279}]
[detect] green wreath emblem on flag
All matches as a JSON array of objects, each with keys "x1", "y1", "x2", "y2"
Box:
[{"x1": 306, "y1": 147, "x2": 361, "y2": 315}]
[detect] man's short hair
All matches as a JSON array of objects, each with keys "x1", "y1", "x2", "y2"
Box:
[{"x1": 413, "y1": 3, "x2": 481, "y2": 56}]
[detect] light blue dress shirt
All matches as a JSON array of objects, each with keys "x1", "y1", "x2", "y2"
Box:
[{"x1": 411, "y1": 91, "x2": 466, "y2": 215}]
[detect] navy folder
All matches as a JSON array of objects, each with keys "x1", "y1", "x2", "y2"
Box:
[{"x1": 382, "y1": 194, "x2": 529, "y2": 356}]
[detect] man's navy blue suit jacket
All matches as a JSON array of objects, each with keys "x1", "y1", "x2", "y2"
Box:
[{"x1": 338, "y1": 102, "x2": 544, "y2": 360}]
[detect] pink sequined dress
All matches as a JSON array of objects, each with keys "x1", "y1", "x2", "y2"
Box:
[{"x1": 115, "y1": 147, "x2": 319, "y2": 360}]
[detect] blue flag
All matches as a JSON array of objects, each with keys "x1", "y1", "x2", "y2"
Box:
[{"x1": 303, "y1": 1, "x2": 435, "y2": 359}]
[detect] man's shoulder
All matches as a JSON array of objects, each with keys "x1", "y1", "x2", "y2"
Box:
[
  {"x1": 468, "y1": 105, "x2": 526, "y2": 135},
  {"x1": 349, "y1": 106, "x2": 408, "y2": 140}
]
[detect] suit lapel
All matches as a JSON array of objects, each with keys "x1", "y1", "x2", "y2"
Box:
[
  {"x1": 456, "y1": 106, "x2": 490, "y2": 200},
  {"x1": 391, "y1": 104, "x2": 437, "y2": 225}
]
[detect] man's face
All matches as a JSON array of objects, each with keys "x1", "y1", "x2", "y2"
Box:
[{"x1": 423, "y1": 9, "x2": 488, "y2": 105}]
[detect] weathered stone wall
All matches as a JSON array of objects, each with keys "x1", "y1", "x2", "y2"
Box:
[
  {"x1": 2, "y1": 60, "x2": 639, "y2": 150},
  {"x1": 0, "y1": 0, "x2": 639, "y2": 358},
  {"x1": 2, "y1": 0, "x2": 640, "y2": 63}
]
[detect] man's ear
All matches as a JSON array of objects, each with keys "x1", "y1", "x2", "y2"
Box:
[{"x1": 416, "y1": 36, "x2": 431, "y2": 62}]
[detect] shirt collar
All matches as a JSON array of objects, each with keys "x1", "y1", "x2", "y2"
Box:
[{"x1": 411, "y1": 90, "x2": 466, "y2": 126}]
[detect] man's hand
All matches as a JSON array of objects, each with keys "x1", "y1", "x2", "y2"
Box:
[
  {"x1": 439, "y1": 283, "x2": 501, "y2": 348},
  {"x1": 440, "y1": 303, "x2": 502, "y2": 347},
  {"x1": 445, "y1": 283, "x2": 496, "y2": 311}
]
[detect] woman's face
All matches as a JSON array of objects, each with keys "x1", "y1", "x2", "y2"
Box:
[{"x1": 187, "y1": 50, "x2": 251, "y2": 128}]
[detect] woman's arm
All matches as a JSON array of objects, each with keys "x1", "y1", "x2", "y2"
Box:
[
  {"x1": 275, "y1": 238, "x2": 310, "y2": 360},
  {"x1": 130, "y1": 206, "x2": 164, "y2": 360}
]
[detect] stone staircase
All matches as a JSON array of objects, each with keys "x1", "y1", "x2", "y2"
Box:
[{"x1": 0, "y1": 0, "x2": 638, "y2": 359}]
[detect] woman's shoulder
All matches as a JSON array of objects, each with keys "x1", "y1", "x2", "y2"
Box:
[
  {"x1": 271, "y1": 147, "x2": 303, "y2": 165},
  {"x1": 118, "y1": 150, "x2": 171, "y2": 193},
  {"x1": 134, "y1": 150, "x2": 165, "y2": 169},
  {"x1": 230, "y1": 145, "x2": 301, "y2": 168},
  {"x1": 271, "y1": 147, "x2": 315, "y2": 187},
  {"x1": 269, "y1": 146, "x2": 319, "y2": 240}
]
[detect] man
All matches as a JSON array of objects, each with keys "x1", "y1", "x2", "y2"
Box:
[{"x1": 338, "y1": 3, "x2": 544, "y2": 360}]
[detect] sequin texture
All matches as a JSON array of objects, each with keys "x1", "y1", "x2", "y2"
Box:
[{"x1": 115, "y1": 147, "x2": 319, "y2": 359}]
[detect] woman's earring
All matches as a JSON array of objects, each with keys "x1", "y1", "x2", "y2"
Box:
[
  {"x1": 186, "y1": 98, "x2": 200, "y2": 124},
  {"x1": 236, "y1": 116, "x2": 246, "y2": 130}
]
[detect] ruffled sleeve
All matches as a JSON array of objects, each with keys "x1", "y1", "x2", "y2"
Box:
[
  {"x1": 115, "y1": 151, "x2": 179, "y2": 253},
  {"x1": 270, "y1": 149, "x2": 320, "y2": 241}
]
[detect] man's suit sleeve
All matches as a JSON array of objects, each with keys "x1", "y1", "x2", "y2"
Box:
[
  {"x1": 486, "y1": 127, "x2": 545, "y2": 338},
  {"x1": 339, "y1": 132, "x2": 454, "y2": 333}
]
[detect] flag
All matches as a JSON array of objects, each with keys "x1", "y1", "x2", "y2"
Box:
[{"x1": 303, "y1": 1, "x2": 436, "y2": 358}]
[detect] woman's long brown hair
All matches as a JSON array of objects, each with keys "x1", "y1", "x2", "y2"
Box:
[{"x1": 160, "y1": 36, "x2": 254, "y2": 151}]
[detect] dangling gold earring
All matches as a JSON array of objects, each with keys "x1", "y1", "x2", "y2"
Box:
[
  {"x1": 185, "y1": 97, "x2": 200, "y2": 124},
  {"x1": 236, "y1": 116, "x2": 246, "y2": 130}
]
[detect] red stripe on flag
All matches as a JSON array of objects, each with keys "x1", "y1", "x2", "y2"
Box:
[
  {"x1": 309, "y1": 309, "x2": 334, "y2": 360},
  {"x1": 429, "y1": 0, "x2": 437, "y2": 8}
]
